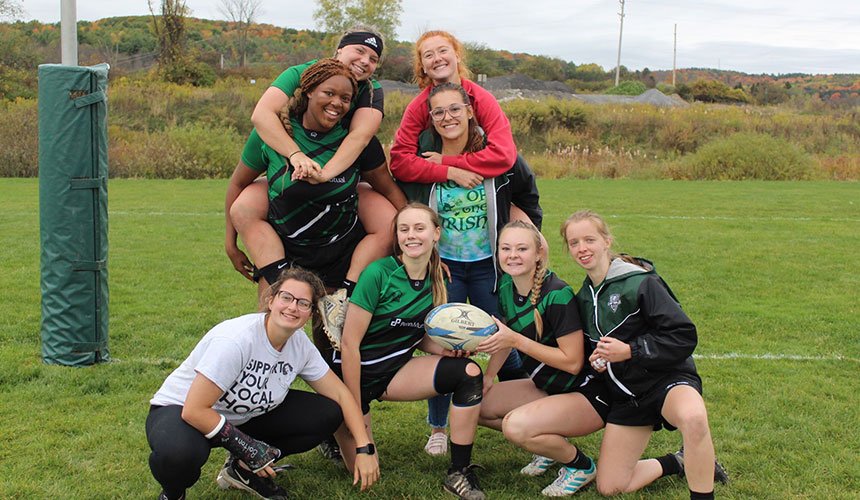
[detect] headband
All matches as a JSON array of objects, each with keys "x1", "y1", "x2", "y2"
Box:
[{"x1": 338, "y1": 32, "x2": 383, "y2": 57}]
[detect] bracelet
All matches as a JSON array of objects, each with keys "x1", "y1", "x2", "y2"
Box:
[{"x1": 288, "y1": 150, "x2": 301, "y2": 159}]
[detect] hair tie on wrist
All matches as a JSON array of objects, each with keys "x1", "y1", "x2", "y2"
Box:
[{"x1": 288, "y1": 150, "x2": 301, "y2": 159}]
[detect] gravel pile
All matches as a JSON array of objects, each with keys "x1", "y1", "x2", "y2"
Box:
[
  {"x1": 379, "y1": 79, "x2": 419, "y2": 94},
  {"x1": 484, "y1": 73, "x2": 575, "y2": 93}
]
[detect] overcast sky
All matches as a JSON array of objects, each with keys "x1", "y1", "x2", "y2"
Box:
[{"x1": 19, "y1": 0, "x2": 860, "y2": 75}]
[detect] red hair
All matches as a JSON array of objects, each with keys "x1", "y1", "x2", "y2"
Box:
[{"x1": 412, "y1": 30, "x2": 472, "y2": 90}]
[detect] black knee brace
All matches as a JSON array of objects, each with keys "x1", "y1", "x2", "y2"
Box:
[
  {"x1": 433, "y1": 357, "x2": 483, "y2": 407},
  {"x1": 253, "y1": 259, "x2": 290, "y2": 285}
]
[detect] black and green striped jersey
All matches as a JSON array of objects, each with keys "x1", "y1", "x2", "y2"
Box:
[
  {"x1": 334, "y1": 256, "x2": 436, "y2": 388},
  {"x1": 497, "y1": 271, "x2": 583, "y2": 395},
  {"x1": 262, "y1": 118, "x2": 377, "y2": 247}
]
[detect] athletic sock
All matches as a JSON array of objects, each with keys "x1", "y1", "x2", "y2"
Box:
[
  {"x1": 657, "y1": 453, "x2": 682, "y2": 477},
  {"x1": 450, "y1": 442, "x2": 473, "y2": 471},
  {"x1": 562, "y1": 448, "x2": 592, "y2": 470},
  {"x1": 342, "y1": 279, "x2": 356, "y2": 297},
  {"x1": 690, "y1": 490, "x2": 714, "y2": 500}
]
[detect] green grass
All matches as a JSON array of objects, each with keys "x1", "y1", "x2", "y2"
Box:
[{"x1": 1, "y1": 178, "x2": 858, "y2": 499}]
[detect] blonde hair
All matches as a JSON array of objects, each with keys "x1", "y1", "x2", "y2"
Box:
[
  {"x1": 501, "y1": 221, "x2": 547, "y2": 339},
  {"x1": 412, "y1": 30, "x2": 472, "y2": 89},
  {"x1": 279, "y1": 58, "x2": 358, "y2": 137},
  {"x1": 393, "y1": 203, "x2": 448, "y2": 307},
  {"x1": 336, "y1": 24, "x2": 383, "y2": 102},
  {"x1": 559, "y1": 210, "x2": 635, "y2": 265}
]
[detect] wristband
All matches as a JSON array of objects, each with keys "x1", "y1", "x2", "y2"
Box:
[
  {"x1": 356, "y1": 443, "x2": 376, "y2": 455},
  {"x1": 204, "y1": 414, "x2": 226, "y2": 439}
]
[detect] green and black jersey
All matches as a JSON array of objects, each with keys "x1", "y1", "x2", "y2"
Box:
[
  {"x1": 262, "y1": 119, "x2": 381, "y2": 247},
  {"x1": 498, "y1": 270, "x2": 583, "y2": 395},
  {"x1": 333, "y1": 256, "x2": 436, "y2": 388}
]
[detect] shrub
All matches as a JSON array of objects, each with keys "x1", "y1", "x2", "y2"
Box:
[
  {"x1": 678, "y1": 132, "x2": 814, "y2": 180},
  {"x1": 0, "y1": 98, "x2": 38, "y2": 176},
  {"x1": 605, "y1": 81, "x2": 646, "y2": 96}
]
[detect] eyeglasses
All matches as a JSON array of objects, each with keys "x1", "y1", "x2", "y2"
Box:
[
  {"x1": 275, "y1": 290, "x2": 313, "y2": 312},
  {"x1": 429, "y1": 103, "x2": 470, "y2": 122}
]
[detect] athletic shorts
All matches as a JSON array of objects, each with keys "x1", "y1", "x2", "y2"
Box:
[
  {"x1": 278, "y1": 223, "x2": 366, "y2": 289},
  {"x1": 330, "y1": 362, "x2": 392, "y2": 415},
  {"x1": 605, "y1": 372, "x2": 702, "y2": 430},
  {"x1": 567, "y1": 372, "x2": 611, "y2": 423}
]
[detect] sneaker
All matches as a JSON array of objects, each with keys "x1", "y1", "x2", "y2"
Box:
[
  {"x1": 317, "y1": 436, "x2": 344, "y2": 465},
  {"x1": 318, "y1": 288, "x2": 348, "y2": 350},
  {"x1": 520, "y1": 454, "x2": 556, "y2": 476},
  {"x1": 215, "y1": 459, "x2": 289, "y2": 500},
  {"x1": 156, "y1": 492, "x2": 183, "y2": 500},
  {"x1": 540, "y1": 458, "x2": 596, "y2": 497},
  {"x1": 425, "y1": 432, "x2": 448, "y2": 456},
  {"x1": 673, "y1": 446, "x2": 730, "y2": 484},
  {"x1": 444, "y1": 464, "x2": 487, "y2": 500}
]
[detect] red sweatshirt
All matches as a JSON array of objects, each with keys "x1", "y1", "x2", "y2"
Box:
[{"x1": 389, "y1": 79, "x2": 517, "y2": 183}]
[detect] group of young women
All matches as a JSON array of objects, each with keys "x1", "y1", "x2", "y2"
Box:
[{"x1": 146, "y1": 26, "x2": 726, "y2": 500}]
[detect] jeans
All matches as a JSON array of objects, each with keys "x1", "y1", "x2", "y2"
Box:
[{"x1": 427, "y1": 258, "x2": 525, "y2": 429}]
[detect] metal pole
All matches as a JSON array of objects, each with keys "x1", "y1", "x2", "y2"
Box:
[
  {"x1": 615, "y1": 0, "x2": 625, "y2": 86},
  {"x1": 672, "y1": 23, "x2": 677, "y2": 87},
  {"x1": 61, "y1": 0, "x2": 78, "y2": 66}
]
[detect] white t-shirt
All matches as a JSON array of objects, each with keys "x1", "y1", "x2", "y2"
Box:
[{"x1": 150, "y1": 313, "x2": 329, "y2": 425}]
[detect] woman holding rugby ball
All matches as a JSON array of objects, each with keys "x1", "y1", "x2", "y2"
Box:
[
  {"x1": 562, "y1": 210, "x2": 726, "y2": 500},
  {"x1": 145, "y1": 268, "x2": 378, "y2": 500},
  {"x1": 335, "y1": 203, "x2": 489, "y2": 500},
  {"x1": 474, "y1": 221, "x2": 604, "y2": 496}
]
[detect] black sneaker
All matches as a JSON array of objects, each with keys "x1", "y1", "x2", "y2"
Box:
[
  {"x1": 156, "y1": 492, "x2": 184, "y2": 500},
  {"x1": 317, "y1": 436, "x2": 344, "y2": 465},
  {"x1": 215, "y1": 459, "x2": 289, "y2": 500},
  {"x1": 673, "y1": 446, "x2": 730, "y2": 484},
  {"x1": 444, "y1": 464, "x2": 487, "y2": 500}
]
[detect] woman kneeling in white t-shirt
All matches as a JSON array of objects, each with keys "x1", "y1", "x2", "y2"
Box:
[{"x1": 146, "y1": 268, "x2": 379, "y2": 500}]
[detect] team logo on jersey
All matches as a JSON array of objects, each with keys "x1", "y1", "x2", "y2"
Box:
[
  {"x1": 364, "y1": 37, "x2": 378, "y2": 48},
  {"x1": 607, "y1": 294, "x2": 621, "y2": 312}
]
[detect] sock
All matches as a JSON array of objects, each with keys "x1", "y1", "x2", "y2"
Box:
[
  {"x1": 563, "y1": 448, "x2": 592, "y2": 470},
  {"x1": 657, "y1": 453, "x2": 682, "y2": 477},
  {"x1": 342, "y1": 279, "x2": 356, "y2": 297},
  {"x1": 690, "y1": 490, "x2": 714, "y2": 500},
  {"x1": 450, "y1": 442, "x2": 473, "y2": 470}
]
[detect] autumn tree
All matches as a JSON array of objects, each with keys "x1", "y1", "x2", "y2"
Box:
[
  {"x1": 148, "y1": 0, "x2": 188, "y2": 66},
  {"x1": 218, "y1": 0, "x2": 262, "y2": 67},
  {"x1": 313, "y1": 0, "x2": 402, "y2": 45}
]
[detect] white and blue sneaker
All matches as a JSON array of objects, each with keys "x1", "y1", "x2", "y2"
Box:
[
  {"x1": 520, "y1": 454, "x2": 556, "y2": 476},
  {"x1": 540, "y1": 458, "x2": 596, "y2": 497}
]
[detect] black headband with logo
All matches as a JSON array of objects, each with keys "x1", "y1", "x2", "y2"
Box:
[{"x1": 338, "y1": 32, "x2": 383, "y2": 57}]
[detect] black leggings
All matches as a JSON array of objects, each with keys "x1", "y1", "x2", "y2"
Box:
[{"x1": 146, "y1": 390, "x2": 342, "y2": 498}]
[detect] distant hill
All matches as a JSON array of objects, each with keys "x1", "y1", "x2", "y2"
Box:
[{"x1": 2, "y1": 15, "x2": 858, "y2": 101}]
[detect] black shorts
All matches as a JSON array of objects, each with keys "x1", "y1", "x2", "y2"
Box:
[
  {"x1": 330, "y1": 362, "x2": 393, "y2": 415},
  {"x1": 280, "y1": 224, "x2": 366, "y2": 289},
  {"x1": 605, "y1": 372, "x2": 702, "y2": 430},
  {"x1": 567, "y1": 372, "x2": 612, "y2": 423}
]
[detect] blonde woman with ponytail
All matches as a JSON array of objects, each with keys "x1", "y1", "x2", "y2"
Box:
[
  {"x1": 333, "y1": 203, "x2": 490, "y2": 500},
  {"x1": 475, "y1": 221, "x2": 606, "y2": 497}
]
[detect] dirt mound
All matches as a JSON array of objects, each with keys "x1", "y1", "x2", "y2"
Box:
[{"x1": 484, "y1": 73, "x2": 575, "y2": 93}]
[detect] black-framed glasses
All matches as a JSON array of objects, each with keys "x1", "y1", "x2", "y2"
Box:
[
  {"x1": 275, "y1": 291, "x2": 313, "y2": 312},
  {"x1": 429, "y1": 103, "x2": 470, "y2": 122}
]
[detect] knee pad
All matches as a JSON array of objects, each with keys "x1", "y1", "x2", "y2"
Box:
[
  {"x1": 433, "y1": 357, "x2": 483, "y2": 407},
  {"x1": 253, "y1": 259, "x2": 290, "y2": 285}
]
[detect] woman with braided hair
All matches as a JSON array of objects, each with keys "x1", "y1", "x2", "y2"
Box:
[
  {"x1": 226, "y1": 27, "x2": 401, "y2": 334},
  {"x1": 226, "y1": 58, "x2": 405, "y2": 320},
  {"x1": 474, "y1": 221, "x2": 607, "y2": 497}
]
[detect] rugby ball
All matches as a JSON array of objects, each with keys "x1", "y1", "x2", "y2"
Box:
[{"x1": 424, "y1": 302, "x2": 498, "y2": 351}]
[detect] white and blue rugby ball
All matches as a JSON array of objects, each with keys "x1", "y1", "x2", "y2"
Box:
[{"x1": 425, "y1": 302, "x2": 498, "y2": 351}]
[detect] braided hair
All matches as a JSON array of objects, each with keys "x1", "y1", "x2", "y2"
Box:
[
  {"x1": 428, "y1": 82, "x2": 484, "y2": 154},
  {"x1": 392, "y1": 203, "x2": 448, "y2": 307},
  {"x1": 501, "y1": 220, "x2": 548, "y2": 339},
  {"x1": 278, "y1": 58, "x2": 358, "y2": 137}
]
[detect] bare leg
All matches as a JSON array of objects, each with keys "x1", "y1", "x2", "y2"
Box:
[
  {"x1": 662, "y1": 385, "x2": 716, "y2": 494},
  {"x1": 594, "y1": 424, "x2": 653, "y2": 496},
  {"x1": 503, "y1": 392, "x2": 604, "y2": 463},
  {"x1": 230, "y1": 179, "x2": 284, "y2": 299},
  {"x1": 478, "y1": 379, "x2": 547, "y2": 431},
  {"x1": 335, "y1": 412, "x2": 374, "y2": 475},
  {"x1": 349, "y1": 183, "x2": 396, "y2": 282}
]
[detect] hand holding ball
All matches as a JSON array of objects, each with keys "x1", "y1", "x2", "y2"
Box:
[{"x1": 424, "y1": 303, "x2": 498, "y2": 352}]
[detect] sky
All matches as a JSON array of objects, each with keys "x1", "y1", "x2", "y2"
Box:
[{"x1": 17, "y1": 0, "x2": 860, "y2": 75}]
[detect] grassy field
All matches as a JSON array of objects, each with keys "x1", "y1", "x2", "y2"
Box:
[{"x1": 1, "y1": 178, "x2": 858, "y2": 500}]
